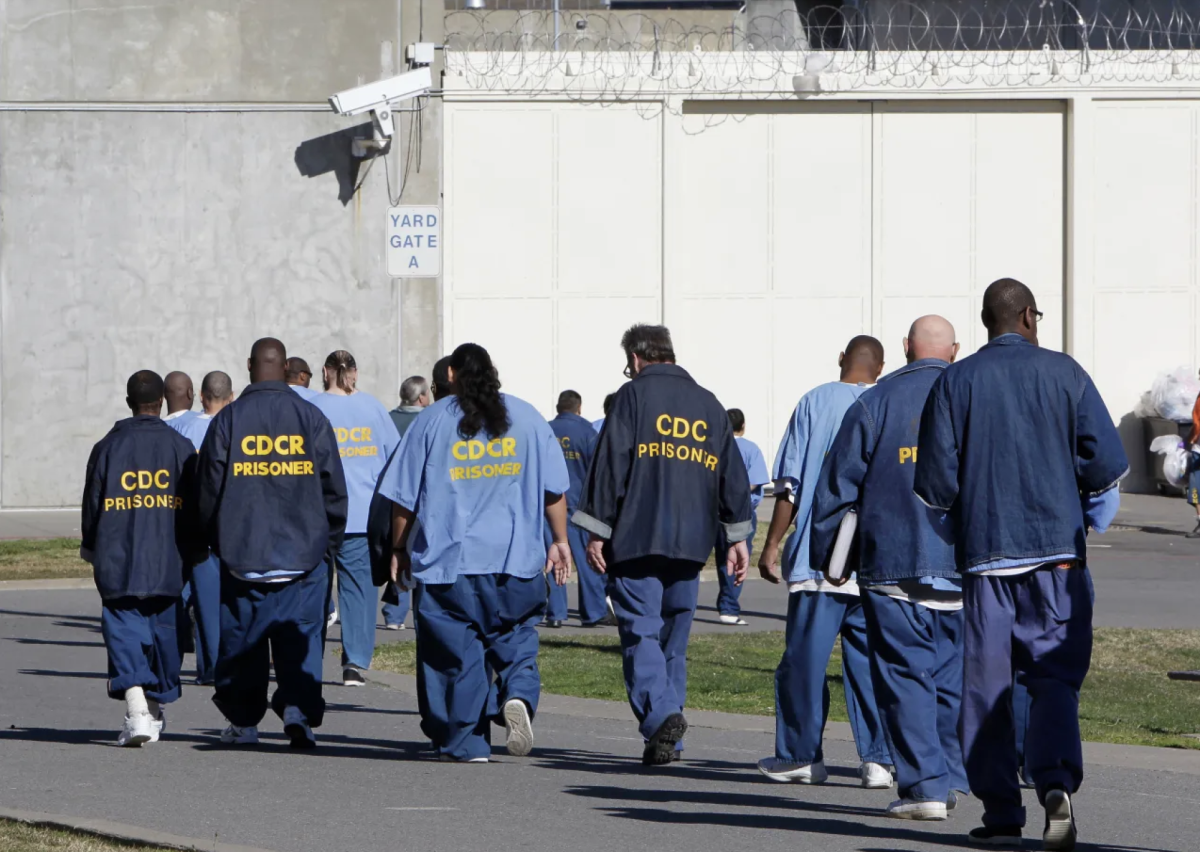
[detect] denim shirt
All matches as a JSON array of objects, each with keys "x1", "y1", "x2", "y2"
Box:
[
  {"x1": 810, "y1": 359, "x2": 957, "y2": 585},
  {"x1": 913, "y1": 335, "x2": 1128, "y2": 573}
]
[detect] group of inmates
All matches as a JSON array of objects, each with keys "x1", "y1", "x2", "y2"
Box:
[{"x1": 80, "y1": 277, "x2": 1125, "y2": 851}]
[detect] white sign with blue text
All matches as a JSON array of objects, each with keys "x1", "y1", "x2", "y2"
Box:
[{"x1": 387, "y1": 206, "x2": 441, "y2": 277}]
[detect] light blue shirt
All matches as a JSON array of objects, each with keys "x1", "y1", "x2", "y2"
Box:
[
  {"x1": 591, "y1": 417, "x2": 605, "y2": 434},
  {"x1": 773, "y1": 381, "x2": 870, "y2": 584},
  {"x1": 379, "y1": 393, "x2": 570, "y2": 585},
  {"x1": 291, "y1": 385, "x2": 320, "y2": 400},
  {"x1": 735, "y1": 436, "x2": 770, "y2": 511},
  {"x1": 972, "y1": 487, "x2": 1121, "y2": 574},
  {"x1": 174, "y1": 412, "x2": 214, "y2": 451},
  {"x1": 310, "y1": 391, "x2": 401, "y2": 534}
]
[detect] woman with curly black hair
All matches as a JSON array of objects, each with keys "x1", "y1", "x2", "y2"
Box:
[{"x1": 377, "y1": 342, "x2": 574, "y2": 762}]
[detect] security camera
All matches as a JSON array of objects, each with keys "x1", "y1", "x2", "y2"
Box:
[{"x1": 328, "y1": 67, "x2": 433, "y2": 149}]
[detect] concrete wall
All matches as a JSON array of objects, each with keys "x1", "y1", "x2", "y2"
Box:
[{"x1": 0, "y1": 0, "x2": 444, "y2": 509}]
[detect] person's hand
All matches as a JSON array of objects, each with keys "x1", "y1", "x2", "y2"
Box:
[
  {"x1": 586, "y1": 536, "x2": 607, "y2": 574},
  {"x1": 725, "y1": 539, "x2": 750, "y2": 586},
  {"x1": 823, "y1": 569, "x2": 851, "y2": 587},
  {"x1": 390, "y1": 549, "x2": 413, "y2": 591},
  {"x1": 758, "y1": 541, "x2": 782, "y2": 584},
  {"x1": 545, "y1": 541, "x2": 573, "y2": 586}
]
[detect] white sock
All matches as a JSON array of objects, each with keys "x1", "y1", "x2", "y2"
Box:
[
  {"x1": 147, "y1": 699, "x2": 161, "y2": 719},
  {"x1": 125, "y1": 686, "x2": 149, "y2": 717}
]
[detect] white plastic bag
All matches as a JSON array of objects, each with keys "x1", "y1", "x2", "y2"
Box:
[
  {"x1": 1150, "y1": 367, "x2": 1200, "y2": 422},
  {"x1": 1150, "y1": 435, "x2": 1192, "y2": 487}
]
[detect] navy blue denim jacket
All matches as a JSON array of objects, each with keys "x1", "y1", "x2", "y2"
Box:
[
  {"x1": 913, "y1": 335, "x2": 1128, "y2": 572},
  {"x1": 810, "y1": 359, "x2": 956, "y2": 584}
]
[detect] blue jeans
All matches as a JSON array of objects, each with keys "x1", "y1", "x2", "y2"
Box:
[
  {"x1": 381, "y1": 583, "x2": 410, "y2": 627},
  {"x1": 334, "y1": 535, "x2": 375, "y2": 670},
  {"x1": 188, "y1": 555, "x2": 221, "y2": 683},
  {"x1": 861, "y1": 590, "x2": 966, "y2": 801},
  {"x1": 774, "y1": 590, "x2": 889, "y2": 765},
  {"x1": 213, "y1": 561, "x2": 330, "y2": 728},
  {"x1": 102, "y1": 596, "x2": 182, "y2": 704},
  {"x1": 545, "y1": 523, "x2": 608, "y2": 624},
  {"x1": 961, "y1": 567, "x2": 1094, "y2": 828},
  {"x1": 607, "y1": 559, "x2": 701, "y2": 746},
  {"x1": 715, "y1": 516, "x2": 756, "y2": 616},
  {"x1": 416, "y1": 573, "x2": 546, "y2": 760}
]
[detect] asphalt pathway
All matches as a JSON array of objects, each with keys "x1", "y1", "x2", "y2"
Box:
[{"x1": 2, "y1": 589, "x2": 1199, "y2": 852}]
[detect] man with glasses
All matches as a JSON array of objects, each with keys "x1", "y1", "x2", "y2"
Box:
[
  {"x1": 915, "y1": 278, "x2": 1127, "y2": 849},
  {"x1": 573, "y1": 324, "x2": 753, "y2": 765}
]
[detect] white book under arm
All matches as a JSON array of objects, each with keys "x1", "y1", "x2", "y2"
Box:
[{"x1": 825, "y1": 510, "x2": 858, "y2": 581}]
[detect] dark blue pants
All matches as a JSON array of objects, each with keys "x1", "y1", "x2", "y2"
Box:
[
  {"x1": 1013, "y1": 674, "x2": 1030, "y2": 778},
  {"x1": 187, "y1": 555, "x2": 221, "y2": 683},
  {"x1": 714, "y1": 516, "x2": 756, "y2": 616},
  {"x1": 862, "y1": 590, "x2": 966, "y2": 801},
  {"x1": 381, "y1": 583, "x2": 411, "y2": 627},
  {"x1": 416, "y1": 573, "x2": 545, "y2": 760},
  {"x1": 607, "y1": 559, "x2": 701, "y2": 746},
  {"x1": 334, "y1": 535, "x2": 375, "y2": 670},
  {"x1": 545, "y1": 523, "x2": 608, "y2": 624},
  {"x1": 774, "y1": 590, "x2": 889, "y2": 765},
  {"x1": 962, "y1": 567, "x2": 1094, "y2": 829},
  {"x1": 213, "y1": 562, "x2": 330, "y2": 729},
  {"x1": 102, "y1": 596, "x2": 182, "y2": 704}
]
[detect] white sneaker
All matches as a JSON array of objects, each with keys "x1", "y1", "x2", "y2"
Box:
[
  {"x1": 502, "y1": 699, "x2": 534, "y2": 757},
  {"x1": 439, "y1": 754, "x2": 489, "y2": 764},
  {"x1": 757, "y1": 757, "x2": 829, "y2": 784},
  {"x1": 384, "y1": 623, "x2": 404, "y2": 631},
  {"x1": 283, "y1": 706, "x2": 316, "y2": 749},
  {"x1": 718, "y1": 614, "x2": 748, "y2": 625},
  {"x1": 860, "y1": 761, "x2": 894, "y2": 789},
  {"x1": 220, "y1": 724, "x2": 259, "y2": 745},
  {"x1": 326, "y1": 610, "x2": 339, "y2": 629},
  {"x1": 887, "y1": 799, "x2": 948, "y2": 820},
  {"x1": 606, "y1": 596, "x2": 616, "y2": 621},
  {"x1": 117, "y1": 712, "x2": 154, "y2": 747},
  {"x1": 148, "y1": 710, "x2": 165, "y2": 743},
  {"x1": 1043, "y1": 789, "x2": 1077, "y2": 851}
]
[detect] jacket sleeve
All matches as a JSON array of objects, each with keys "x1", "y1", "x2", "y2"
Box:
[
  {"x1": 196, "y1": 411, "x2": 229, "y2": 546},
  {"x1": 1075, "y1": 372, "x2": 1129, "y2": 496},
  {"x1": 80, "y1": 441, "x2": 104, "y2": 563},
  {"x1": 313, "y1": 415, "x2": 349, "y2": 549},
  {"x1": 913, "y1": 373, "x2": 959, "y2": 512},
  {"x1": 716, "y1": 417, "x2": 754, "y2": 542},
  {"x1": 810, "y1": 401, "x2": 872, "y2": 572},
  {"x1": 572, "y1": 387, "x2": 636, "y2": 540}
]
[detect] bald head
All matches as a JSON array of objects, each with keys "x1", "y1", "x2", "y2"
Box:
[
  {"x1": 248, "y1": 338, "x2": 287, "y2": 383},
  {"x1": 839, "y1": 335, "x2": 885, "y2": 384},
  {"x1": 163, "y1": 371, "x2": 194, "y2": 415},
  {"x1": 200, "y1": 371, "x2": 234, "y2": 415},
  {"x1": 982, "y1": 278, "x2": 1039, "y2": 344},
  {"x1": 905, "y1": 315, "x2": 959, "y2": 364}
]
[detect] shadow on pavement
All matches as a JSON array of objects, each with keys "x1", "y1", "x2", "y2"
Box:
[
  {"x1": 532, "y1": 747, "x2": 861, "y2": 787},
  {"x1": 9, "y1": 637, "x2": 104, "y2": 648},
  {"x1": 19, "y1": 669, "x2": 106, "y2": 680},
  {"x1": 0, "y1": 609, "x2": 100, "y2": 622}
]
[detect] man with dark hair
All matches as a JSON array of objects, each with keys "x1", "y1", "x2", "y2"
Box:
[
  {"x1": 592, "y1": 393, "x2": 616, "y2": 434},
  {"x1": 574, "y1": 323, "x2": 753, "y2": 765},
  {"x1": 198, "y1": 338, "x2": 348, "y2": 748},
  {"x1": 285, "y1": 357, "x2": 318, "y2": 400},
  {"x1": 81, "y1": 370, "x2": 200, "y2": 746},
  {"x1": 164, "y1": 371, "x2": 198, "y2": 429},
  {"x1": 389, "y1": 375, "x2": 430, "y2": 438},
  {"x1": 756, "y1": 335, "x2": 891, "y2": 788},
  {"x1": 431, "y1": 356, "x2": 453, "y2": 402},
  {"x1": 174, "y1": 371, "x2": 235, "y2": 685},
  {"x1": 545, "y1": 390, "x2": 609, "y2": 628},
  {"x1": 712, "y1": 408, "x2": 769, "y2": 625},
  {"x1": 915, "y1": 279, "x2": 1127, "y2": 848}
]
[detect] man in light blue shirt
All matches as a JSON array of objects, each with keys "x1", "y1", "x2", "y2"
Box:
[
  {"x1": 591, "y1": 392, "x2": 616, "y2": 434},
  {"x1": 285, "y1": 357, "x2": 319, "y2": 400},
  {"x1": 379, "y1": 343, "x2": 572, "y2": 762},
  {"x1": 756, "y1": 336, "x2": 890, "y2": 788},
  {"x1": 171, "y1": 371, "x2": 234, "y2": 685},
  {"x1": 713, "y1": 409, "x2": 770, "y2": 625}
]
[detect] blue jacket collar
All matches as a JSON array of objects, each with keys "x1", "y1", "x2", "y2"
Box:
[
  {"x1": 879, "y1": 358, "x2": 950, "y2": 383},
  {"x1": 240, "y1": 380, "x2": 292, "y2": 397},
  {"x1": 553, "y1": 411, "x2": 591, "y2": 426},
  {"x1": 983, "y1": 332, "x2": 1034, "y2": 349},
  {"x1": 635, "y1": 363, "x2": 692, "y2": 382}
]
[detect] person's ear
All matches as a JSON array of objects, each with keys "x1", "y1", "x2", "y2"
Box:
[
  {"x1": 902, "y1": 337, "x2": 911, "y2": 358},
  {"x1": 125, "y1": 396, "x2": 134, "y2": 412},
  {"x1": 951, "y1": 342, "x2": 961, "y2": 363},
  {"x1": 838, "y1": 352, "x2": 845, "y2": 368},
  {"x1": 875, "y1": 362, "x2": 884, "y2": 379}
]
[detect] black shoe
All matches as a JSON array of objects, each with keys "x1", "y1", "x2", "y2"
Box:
[
  {"x1": 1188, "y1": 521, "x2": 1200, "y2": 539},
  {"x1": 581, "y1": 614, "x2": 617, "y2": 628},
  {"x1": 642, "y1": 713, "x2": 688, "y2": 766},
  {"x1": 967, "y1": 825, "x2": 1022, "y2": 847},
  {"x1": 342, "y1": 667, "x2": 366, "y2": 687},
  {"x1": 545, "y1": 619, "x2": 564, "y2": 629},
  {"x1": 1043, "y1": 789, "x2": 1077, "y2": 851}
]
